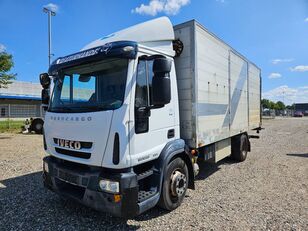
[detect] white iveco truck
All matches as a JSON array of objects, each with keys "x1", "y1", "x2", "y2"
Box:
[{"x1": 40, "y1": 17, "x2": 261, "y2": 218}]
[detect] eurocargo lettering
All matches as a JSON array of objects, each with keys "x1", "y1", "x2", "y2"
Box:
[{"x1": 40, "y1": 17, "x2": 261, "y2": 218}]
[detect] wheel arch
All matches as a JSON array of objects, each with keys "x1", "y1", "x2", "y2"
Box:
[{"x1": 154, "y1": 139, "x2": 195, "y2": 191}]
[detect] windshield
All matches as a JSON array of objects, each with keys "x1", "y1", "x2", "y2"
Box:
[{"x1": 49, "y1": 58, "x2": 128, "y2": 113}]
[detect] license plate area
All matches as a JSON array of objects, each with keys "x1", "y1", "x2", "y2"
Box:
[
  {"x1": 58, "y1": 170, "x2": 79, "y2": 185},
  {"x1": 54, "y1": 168, "x2": 88, "y2": 188},
  {"x1": 54, "y1": 178, "x2": 86, "y2": 200}
]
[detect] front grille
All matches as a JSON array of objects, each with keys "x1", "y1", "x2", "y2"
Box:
[
  {"x1": 53, "y1": 138, "x2": 92, "y2": 149},
  {"x1": 55, "y1": 147, "x2": 91, "y2": 159}
]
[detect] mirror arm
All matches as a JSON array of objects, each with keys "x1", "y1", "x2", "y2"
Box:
[
  {"x1": 138, "y1": 105, "x2": 163, "y2": 111},
  {"x1": 136, "y1": 106, "x2": 151, "y2": 117}
]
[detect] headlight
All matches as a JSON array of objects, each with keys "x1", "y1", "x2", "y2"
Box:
[{"x1": 99, "y1": 179, "x2": 119, "y2": 193}]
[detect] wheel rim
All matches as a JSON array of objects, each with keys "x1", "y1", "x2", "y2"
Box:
[
  {"x1": 170, "y1": 169, "x2": 187, "y2": 197},
  {"x1": 36, "y1": 123, "x2": 42, "y2": 130}
]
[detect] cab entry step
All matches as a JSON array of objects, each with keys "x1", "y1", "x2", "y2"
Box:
[
  {"x1": 138, "y1": 190, "x2": 156, "y2": 202},
  {"x1": 137, "y1": 169, "x2": 153, "y2": 181}
]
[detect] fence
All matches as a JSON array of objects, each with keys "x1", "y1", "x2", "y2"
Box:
[
  {"x1": 0, "y1": 104, "x2": 43, "y2": 119},
  {"x1": 262, "y1": 109, "x2": 295, "y2": 118}
]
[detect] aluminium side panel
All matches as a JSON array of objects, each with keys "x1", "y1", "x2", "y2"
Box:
[
  {"x1": 229, "y1": 51, "x2": 249, "y2": 136},
  {"x1": 248, "y1": 64, "x2": 261, "y2": 129},
  {"x1": 173, "y1": 21, "x2": 196, "y2": 147},
  {"x1": 194, "y1": 22, "x2": 231, "y2": 147}
]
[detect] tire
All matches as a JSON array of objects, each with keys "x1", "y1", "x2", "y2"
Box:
[
  {"x1": 158, "y1": 157, "x2": 188, "y2": 211},
  {"x1": 31, "y1": 118, "x2": 44, "y2": 134},
  {"x1": 231, "y1": 134, "x2": 249, "y2": 162}
]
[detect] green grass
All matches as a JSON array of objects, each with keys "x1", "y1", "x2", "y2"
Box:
[{"x1": 0, "y1": 120, "x2": 25, "y2": 133}]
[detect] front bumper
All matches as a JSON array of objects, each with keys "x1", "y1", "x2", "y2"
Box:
[{"x1": 43, "y1": 156, "x2": 139, "y2": 218}]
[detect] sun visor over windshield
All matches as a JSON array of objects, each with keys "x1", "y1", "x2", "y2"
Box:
[{"x1": 48, "y1": 41, "x2": 137, "y2": 75}]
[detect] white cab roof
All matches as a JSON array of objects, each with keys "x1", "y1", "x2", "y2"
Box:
[{"x1": 82, "y1": 17, "x2": 175, "y2": 56}]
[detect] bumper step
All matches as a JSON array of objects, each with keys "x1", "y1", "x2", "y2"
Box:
[{"x1": 138, "y1": 190, "x2": 156, "y2": 202}]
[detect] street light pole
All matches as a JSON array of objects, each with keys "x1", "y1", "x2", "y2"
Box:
[
  {"x1": 43, "y1": 7, "x2": 56, "y2": 67},
  {"x1": 282, "y1": 90, "x2": 285, "y2": 106}
]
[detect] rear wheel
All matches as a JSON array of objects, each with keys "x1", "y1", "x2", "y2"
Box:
[
  {"x1": 158, "y1": 158, "x2": 188, "y2": 211},
  {"x1": 231, "y1": 133, "x2": 249, "y2": 162}
]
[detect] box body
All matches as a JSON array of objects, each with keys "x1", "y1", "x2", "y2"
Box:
[{"x1": 174, "y1": 21, "x2": 261, "y2": 148}]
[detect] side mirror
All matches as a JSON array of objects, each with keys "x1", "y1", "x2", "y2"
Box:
[
  {"x1": 39, "y1": 73, "x2": 51, "y2": 89},
  {"x1": 151, "y1": 58, "x2": 171, "y2": 106},
  {"x1": 79, "y1": 74, "x2": 91, "y2": 82},
  {"x1": 41, "y1": 89, "x2": 50, "y2": 105},
  {"x1": 153, "y1": 57, "x2": 172, "y2": 73}
]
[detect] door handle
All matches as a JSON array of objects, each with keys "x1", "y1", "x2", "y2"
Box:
[{"x1": 167, "y1": 129, "x2": 175, "y2": 139}]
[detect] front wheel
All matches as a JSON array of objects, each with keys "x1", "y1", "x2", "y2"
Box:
[{"x1": 158, "y1": 157, "x2": 188, "y2": 211}]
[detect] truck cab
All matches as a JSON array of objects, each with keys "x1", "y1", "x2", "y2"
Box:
[
  {"x1": 42, "y1": 17, "x2": 194, "y2": 217},
  {"x1": 41, "y1": 16, "x2": 261, "y2": 218}
]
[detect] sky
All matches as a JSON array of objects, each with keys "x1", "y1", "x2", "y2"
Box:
[{"x1": 0, "y1": 0, "x2": 307, "y2": 105}]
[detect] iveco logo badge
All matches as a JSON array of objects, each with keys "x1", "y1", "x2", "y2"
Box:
[
  {"x1": 50, "y1": 116, "x2": 92, "y2": 122},
  {"x1": 57, "y1": 139, "x2": 81, "y2": 150}
]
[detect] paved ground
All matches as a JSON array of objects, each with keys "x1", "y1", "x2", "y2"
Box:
[{"x1": 0, "y1": 117, "x2": 307, "y2": 230}]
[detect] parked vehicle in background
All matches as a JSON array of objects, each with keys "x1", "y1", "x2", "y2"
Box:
[
  {"x1": 294, "y1": 111, "x2": 304, "y2": 117},
  {"x1": 262, "y1": 108, "x2": 275, "y2": 118},
  {"x1": 29, "y1": 117, "x2": 44, "y2": 134},
  {"x1": 39, "y1": 17, "x2": 261, "y2": 218},
  {"x1": 294, "y1": 103, "x2": 308, "y2": 116}
]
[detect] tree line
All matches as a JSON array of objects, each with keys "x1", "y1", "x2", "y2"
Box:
[
  {"x1": 0, "y1": 50, "x2": 16, "y2": 88},
  {"x1": 261, "y1": 99, "x2": 294, "y2": 110}
]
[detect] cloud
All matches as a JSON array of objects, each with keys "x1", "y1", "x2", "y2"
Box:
[
  {"x1": 164, "y1": 0, "x2": 190, "y2": 15},
  {"x1": 263, "y1": 85, "x2": 308, "y2": 105},
  {"x1": 271, "y1": 58, "x2": 293, "y2": 65},
  {"x1": 132, "y1": 0, "x2": 190, "y2": 16},
  {"x1": 43, "y1": 3, "x2": 59, "y2": 13},
  {"x1": 0, "y1": 43, "x2": 6, "y2": 52},
  {"x1": 290, "y1": 65, "x2": 308, "y2": 72},
  {"x1": 268, "y1": 72, "x2": 282, "y2": 79},
  {"x1": 305, "y1": 17, "x2": 308, "y2": 22},
  {"x1": 132, "y1": 0, "x2": 164, "y2": 16},
  {"x1": 216, "y1": 0, "x2": 225, "y2": 3}
]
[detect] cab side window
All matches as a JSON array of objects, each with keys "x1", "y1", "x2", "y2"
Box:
[
  {"x1": 135, "y1": 60, "x2": 148, "y2": 108},
  {"x1": 147, "y1": 61, "x2": 154, "y2": 105},
  {"x1": 135, "y1": 59, "x2": 154, "y2": 133}
]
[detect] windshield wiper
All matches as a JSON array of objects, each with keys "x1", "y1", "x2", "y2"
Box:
[
  {"x1": 79, "y1": 105, "x2": 113, "y2": 111},
  {"x1": 49, "y1": 104, "x2": 116, "y2": 113},
  {"x1": 49, "y1": 107, "x2": 73, "y2": 112}
]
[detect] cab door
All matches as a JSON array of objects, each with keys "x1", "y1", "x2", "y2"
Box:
[{"x1": 129, "y1": 55, "x2": 176, "y2": 166}]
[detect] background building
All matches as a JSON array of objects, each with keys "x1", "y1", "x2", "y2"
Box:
[
  {"x1": 294, "y1": 103, "x2": 308, "y2": 116},
  {"x1": 0, "y1": 81, "x2": 42, "y2": 119}
]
